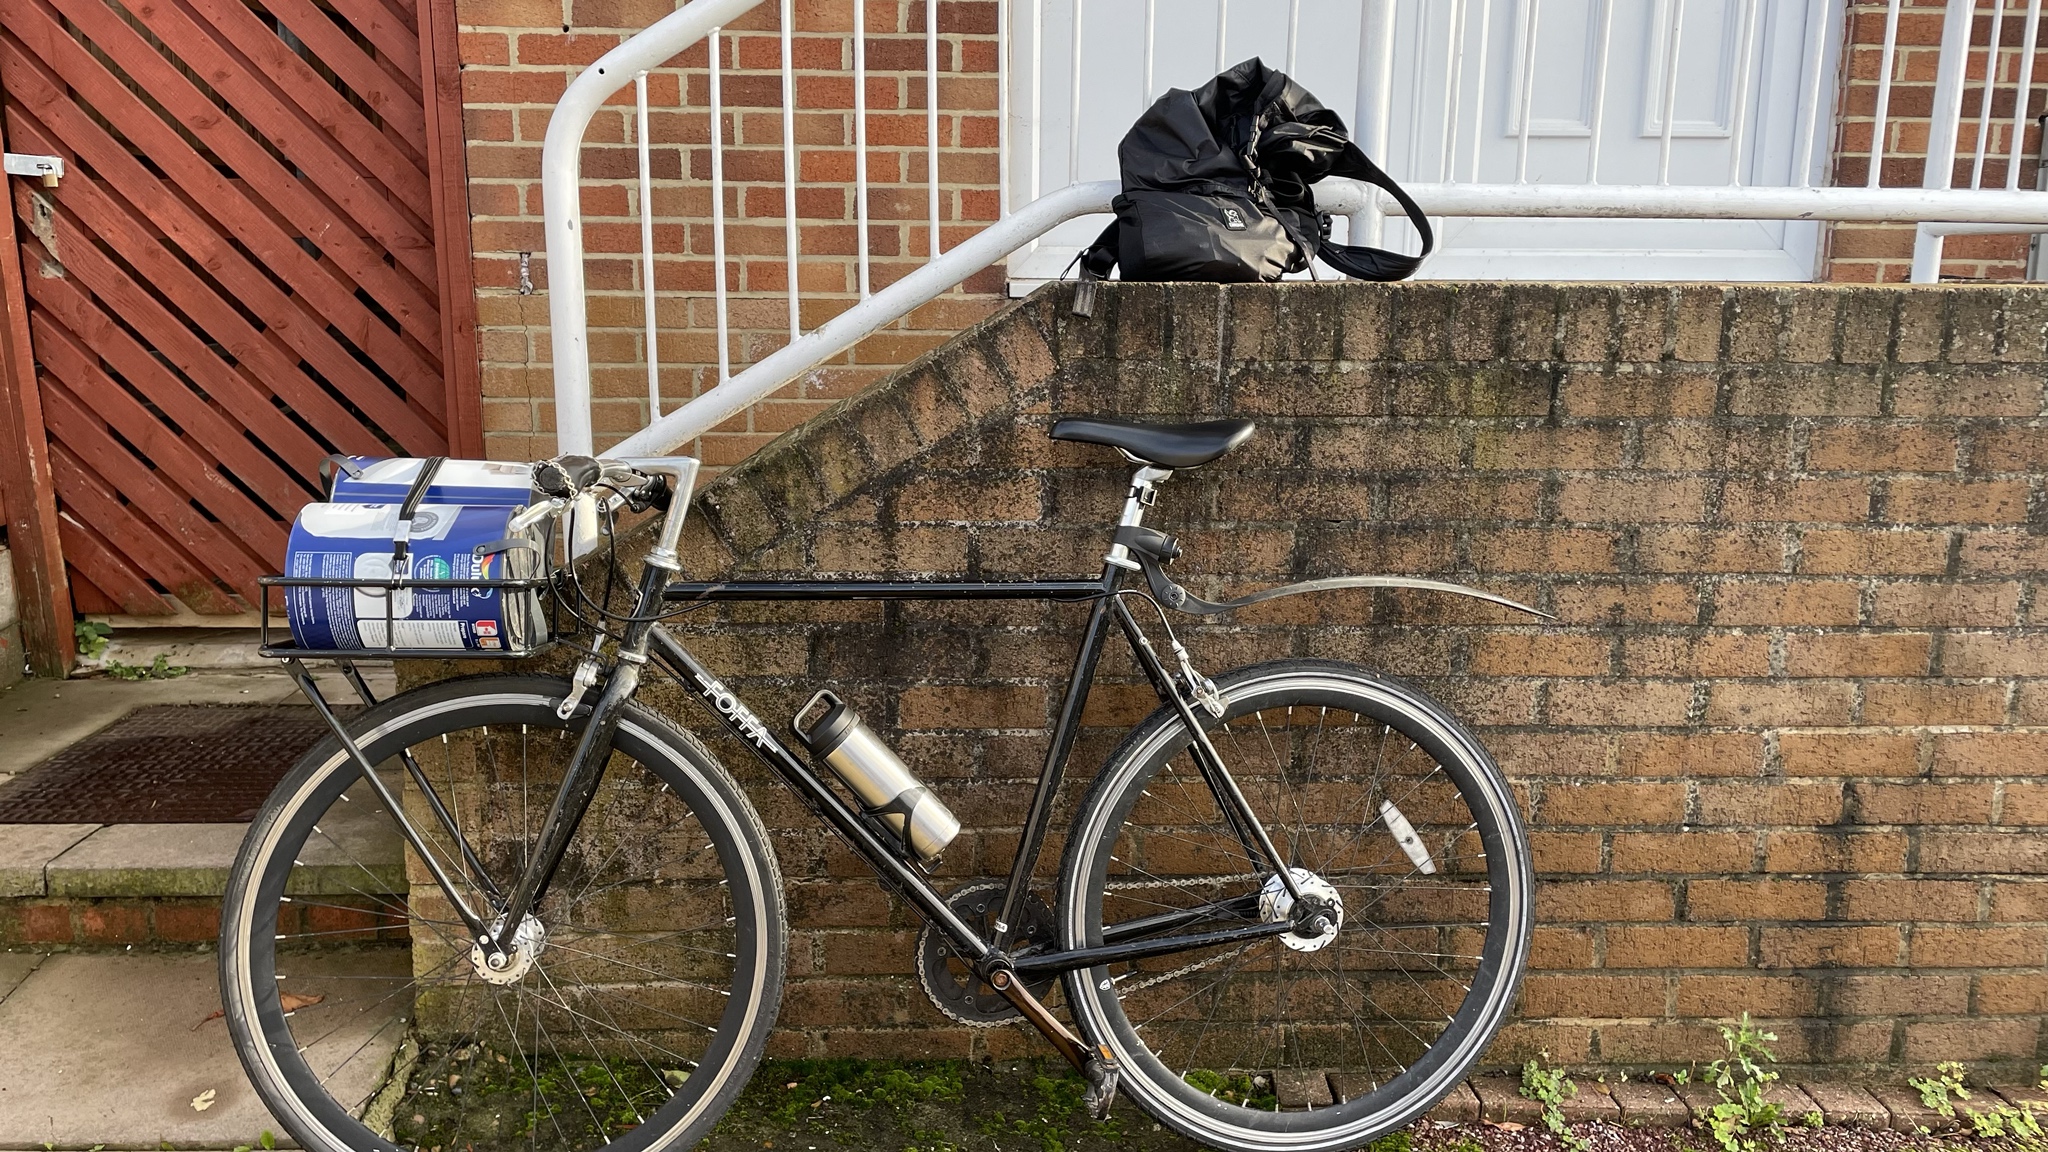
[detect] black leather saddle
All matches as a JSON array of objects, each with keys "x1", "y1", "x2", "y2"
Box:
[{"x1": 1047, "y1": 416, "x2": 1255, "y2": 468}]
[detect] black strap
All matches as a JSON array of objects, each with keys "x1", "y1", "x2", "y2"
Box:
[
  {"x1": 1312, "y1": 141, "x2": 1435, "y2": 281},
  {"x1": 391, "y1": 455, "x2": 447, "y2": 564}
]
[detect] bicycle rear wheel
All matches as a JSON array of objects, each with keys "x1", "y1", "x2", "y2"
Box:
[
  {"x1": 220, "y1": 675, "x2": 785, "y2": 1152},
  {"x1": 1058, "y1": 659, "x2": 1530, "y2": 1152}
]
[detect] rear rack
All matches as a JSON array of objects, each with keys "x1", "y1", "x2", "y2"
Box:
[{"x1": 255, "y1": 572, "x2": 562, "y2": 661}]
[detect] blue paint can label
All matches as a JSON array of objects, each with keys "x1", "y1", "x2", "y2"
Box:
[{"x1": 284, "y1": 502, "x2": 548, "y2": 653}]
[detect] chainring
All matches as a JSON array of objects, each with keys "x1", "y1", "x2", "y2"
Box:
[{"x1": 916, "y1": 881, "x2": 1058, "y2": 1027}]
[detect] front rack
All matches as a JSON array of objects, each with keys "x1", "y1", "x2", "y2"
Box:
[{"x1": 255, "y1": 572, "x2": 563, "y2": 662}]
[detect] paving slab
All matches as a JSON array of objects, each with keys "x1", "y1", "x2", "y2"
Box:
[
  {"x1": 1800, "y1": 1082, "x2": 1890, "y2": 1128},
  {"x1": 1870, "y1": 1085, "x2": 1955, "y2": 1133},
  {"x1": 1425, "y1": 1081, "x2": 1481, "y2": 1122},
  {"x1": 0, "y1": 824, "x2": 97, "y2": 896},
  {"x1": 1470, "y1": 1074, "x2": 1544, "y2": 1124},
  {"x1": 0, "y1": 950, "x2": 407, "y2": 1148},
  {"x1": 1273, "y1": 1069, "x2": 1333, "y2": 1109},
  {"x1": 1767, "y1": 1084, "x2": 1821, "y2": 1122},
  {"x1": 1991, "y1": 1084, "x2": 2048, "y2": 1112},
  {"x1": 1559, "y1": 1081, "x2": 1619, "y2": 1122},
  {"x1": 0, "y1": 954, "x2": 43, "y2": 1005},
  {"x1": 44, "y1": 823, "x2": 249, "y2": 897},
  {"x1": 1609, "y1": 1080, "x2": 1689, "y2": 1127}
]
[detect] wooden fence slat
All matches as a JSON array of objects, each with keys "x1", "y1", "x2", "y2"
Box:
[
  {"x1": 49, "y1": 444, "x2": 240, "y2": 615},
  {"x1": 15, "y1": 236, "x2": 331, "y2": 484},
  {"x1": 19, "y1": 182, "x2": 441, "y2": 457},
  {"x1": 115, "y1": 0, "x2": 438, "y2": 287},
  {"x1": 339, "y1": 0, "x2": 422, "y2": 81},
  {"x1": 175, "y1": 0, "x2": 431, "y2": 203},
  {"x1": 57, "y1": 515, "x2": 173, "y2": 617},
  {"x1": 10, "y1": 0, "x2": 442, "y2": 341},
  {"x1": 5, "y1": 103, "x2": 446, "y2": 431},
  {"x1": 26, "y1": 268, "x2": 315, "y2": 519},
  {"x1": 264, "y1": 0, "x2": 426, "y2": 153},
  {"x1": 417, "y1": 0, "x2": 483, "y2": 456},
  {"x1": 0, "y1": 38, "x2": 445, "y2": 398},
  {"x1": 41, "y1": 382, "x2": 269, "y2": 605},
  {"x1": 32, "y1": 310, "x2": 290, "y2": 563},
  {"x1": 0, "y1": 113, "x2": 70, "y2": 670}
]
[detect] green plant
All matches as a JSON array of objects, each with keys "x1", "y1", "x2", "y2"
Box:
[
  {"x1": 1699, "y1": 1014, "x2": 1785, "y2": 1152},
  {"x1": 1911, "y1": 1061, "x2": 1970, "y2": 1119},
  {"x1": 1521, "y1": 1056, "x2": 1589, "y2": 1152},
  {"x1": 74, "y1": 620, "x2": 111, "y2": 659},
  {"x1": 102, "y1": 653, "x2": 188, "y2": 680}
]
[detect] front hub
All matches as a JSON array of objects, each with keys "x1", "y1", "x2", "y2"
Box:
[
  {"x1": 470, "y1": 913, "x2": 547, "y2": 985},
  {"x1": 1258, "y1": 867, "x2": 1344, "y2": 953}
]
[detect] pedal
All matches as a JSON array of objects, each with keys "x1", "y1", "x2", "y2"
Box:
[{"x1": 1082, "y1": 1047, "x2": 1121, "y2": 1121}]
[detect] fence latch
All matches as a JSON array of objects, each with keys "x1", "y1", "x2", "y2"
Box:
[{"x1": 3, "y1": 154, "x2": 63, "y2": 188}]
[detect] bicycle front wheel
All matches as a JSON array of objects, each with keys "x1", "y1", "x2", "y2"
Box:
[
  {"x1": 1059, "y1": 659, "x2": 1531, "y2": 1152},
  {"x1": 220, "y1": 674, "x2": 786, "y2": 1152}
]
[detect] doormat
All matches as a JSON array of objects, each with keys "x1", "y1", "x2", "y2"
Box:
[{"x1": 0, "y1": 705, "x2": 352, "y2": 824}]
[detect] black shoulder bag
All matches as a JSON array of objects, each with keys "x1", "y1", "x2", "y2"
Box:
[{"x1": 1072, "y1": 58, "x2": 1433, "y2": 316}]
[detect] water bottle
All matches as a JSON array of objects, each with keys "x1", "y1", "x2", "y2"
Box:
[{"x1": 792, "y1": 690, "x2": 960, "y2": 864}]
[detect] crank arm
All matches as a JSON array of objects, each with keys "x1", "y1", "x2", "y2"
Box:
[{"x1": 989, "y1": 967, "x2": 1102, "y2": 1071}]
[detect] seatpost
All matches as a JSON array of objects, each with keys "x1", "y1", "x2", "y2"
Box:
[{"x1": 1104, "y1": 465, "x2": 1171, "y2": 572}]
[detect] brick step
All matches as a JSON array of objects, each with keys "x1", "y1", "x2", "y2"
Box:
[{"x1": 0, "y1": 819, "x2": 401, "y2": 947}]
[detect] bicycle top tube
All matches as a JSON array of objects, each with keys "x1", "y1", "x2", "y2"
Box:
[{"x1": 660, "y1": 578, "x2": 1106, "y2": 602}]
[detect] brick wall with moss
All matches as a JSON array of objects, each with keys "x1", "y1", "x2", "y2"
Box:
[{"x1": 416, "y1": 280, "x2": 2048, "y2": 1077}]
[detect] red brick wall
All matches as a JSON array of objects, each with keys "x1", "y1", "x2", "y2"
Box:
[
  {"x1": 445, "y1": 280, "x2": 2048, "y2": 1076},
  {"x1": 1829, "y1": 1, "x2": 2048, "y2": 282},
  {"x1": 454, "y1": 0, "x2": 1005, "y2": 464}
]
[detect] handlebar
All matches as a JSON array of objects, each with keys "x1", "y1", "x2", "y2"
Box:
[{"x1": 512, "y1": 455, "x2": 703, "y2": 565}]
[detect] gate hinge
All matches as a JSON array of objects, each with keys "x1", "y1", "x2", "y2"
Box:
[{"x1": 4, "y1": 154, "x2": 63, "y2": 187}]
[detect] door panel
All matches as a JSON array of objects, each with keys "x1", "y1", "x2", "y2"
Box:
[{"x1": 1007, "y1": 0, "x2": 1839, "y2": 285}]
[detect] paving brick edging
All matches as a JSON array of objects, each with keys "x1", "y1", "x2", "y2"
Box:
[{"x1": 1421, "y1": 1075, "x2": 2047, "y2": 1134}]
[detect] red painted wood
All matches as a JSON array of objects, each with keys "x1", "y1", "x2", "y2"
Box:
[
  {"x1": 120, "y1": 0, "x2": 439, "y2": 287},
  {"x1": 41, "y1": 382, "x2": 269, "y2": 606},
  {"x1": 57, "y1": 520, "x2": 173, "y2": 617},
  {"x1": 4, "y1": 104, "x2": 446, "y2": 434},
  {"x1": 178, "y1": 0, "x2": 431, "y2": 202},
  {"x1": 49, "y1": 445, "x2": 239, "y2": 615},
  {"x1": 32, "y1": 312, "x2": 289, "y2": 565},
  {"x1": 266, "y1": 0, "x2": 427, "y2": 153},
  {"x1": 14, "y1": 181, "x2": 436, "y2": 457},
  {"x1": 0, "y1": 0, "x2": 469, "y2": 626},
  {"x1": 24, "y1": 269, "x2": 316, "y2": 519},
  {"x1": 13, "y1": 0, "x2": 442, "y2": 345},
  {"x1": 418, "y1": 0, "x2": 485, "y2": 458},
  {"x1": 0, "y1": 115, "x2": 71, "y2": 669},
  {"x1": 0, "y1": 39, "x2": 445, "y2": 405}
]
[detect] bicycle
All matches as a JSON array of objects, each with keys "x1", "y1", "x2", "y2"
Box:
[{"x1": 222, "y1": 415, "x2": 1541, "y2": 1152}]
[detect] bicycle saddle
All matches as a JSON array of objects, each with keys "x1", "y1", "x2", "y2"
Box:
[{"x1": 1047, "y1": 416, "x2": 1255, "y2": 468}]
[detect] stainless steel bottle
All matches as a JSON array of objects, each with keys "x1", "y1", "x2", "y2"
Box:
[{"x1": 792, "y1": 690, "x2": 960, "y2": 864}]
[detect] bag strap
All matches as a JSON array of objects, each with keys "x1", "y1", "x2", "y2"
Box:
[
  {"x1": 1312, "y1": 141, "x2": 1434, "y2": 281},
  {"x1": 1072, "y1": 219, "x2": 1122, "y2": 316}
]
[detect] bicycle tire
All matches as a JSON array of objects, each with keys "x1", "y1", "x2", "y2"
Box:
[
  {"x1": 220, "y1": 674, "x2": 786, "y2": 1152},
  {"x1": 1057, "y1": 659, "x2": 1531, "y2": 1152}
]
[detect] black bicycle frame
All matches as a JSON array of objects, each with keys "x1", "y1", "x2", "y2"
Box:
[
  {"x1": 428, "y1": 551, "x2": 1303, "y2": 1003},
  {"x1": 643, "y1": 560, "x2": 1306, "y2": 975}
]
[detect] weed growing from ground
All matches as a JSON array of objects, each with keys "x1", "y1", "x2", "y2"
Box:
[
  {"x1": 1910, "y1": 1061, "x2": 2045, "y2": 1147},
  {"x1": 1700, "y1": 1014, "x2": 1785, "y2": 1152},
  {"x1": 1520, "y1": 1055, "x2": 1588, "y2": 1152}
]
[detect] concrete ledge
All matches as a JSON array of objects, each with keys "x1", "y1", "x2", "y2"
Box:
[
  {"x1": 0, "y1": 824, "x2": 98, "y2": 896},
  {"x1": 45, "y1": 824, "x2": 247, "y2": 898}
]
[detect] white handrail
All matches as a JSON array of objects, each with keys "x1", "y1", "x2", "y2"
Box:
[
  {"x1": 543, "y1": 0, "x2": 767, "y2": 456},
  {"x1": 610, "y1": 180, "x2": 1118, "y2": 457}
]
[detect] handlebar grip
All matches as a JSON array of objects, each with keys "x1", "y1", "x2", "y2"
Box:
[{"x1": 534, "y1": 455, "x2": 603, "y2": 498}]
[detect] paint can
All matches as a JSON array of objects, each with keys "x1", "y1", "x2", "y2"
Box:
[
  {"x1": 326, "y1": 457, "x2": 536, "y2": 507},
  {"x1": 283, "y1": 502, "x2": 549, "y2": 654}
]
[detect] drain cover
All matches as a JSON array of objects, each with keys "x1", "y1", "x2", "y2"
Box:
[{"x1": 0, "y1": 705, "x2": 348, "y2": 824}]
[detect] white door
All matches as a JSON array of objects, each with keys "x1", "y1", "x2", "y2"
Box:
[{"x1": 1006, "y1": 0, "x2": 1840, "y2": 286}]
